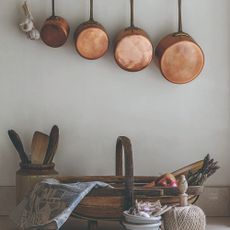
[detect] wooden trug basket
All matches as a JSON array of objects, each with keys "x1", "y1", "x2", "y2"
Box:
[{"x1": 59, "y1": 136, "x2": 204, "y2": 229}]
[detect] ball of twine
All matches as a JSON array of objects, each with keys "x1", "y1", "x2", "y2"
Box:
[{"x1": 163, "y1": 205, "x2": 206, "y2": 230}]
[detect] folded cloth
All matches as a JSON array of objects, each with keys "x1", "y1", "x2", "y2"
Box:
[{"x1": 10, "y1": 178, "x2": 111, "y2": 229}]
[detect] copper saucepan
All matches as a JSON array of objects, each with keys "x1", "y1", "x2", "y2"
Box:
[
  {"x1": 74, "y1": 0, "x2": 109, "y2": 60},
  {"x1": 114, "y1": 0, "x2": 153, "y2": 72},
  {"x1": 41, "y1": 0, "x2": 70, "y2": 48},
  {"x1": 155, "y1": 0, "x2": 204, "y2": 84}
]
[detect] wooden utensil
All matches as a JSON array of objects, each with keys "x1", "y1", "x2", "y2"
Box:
[
  {"x1": 43, "y1": 125, "x2": 59, "y2": 165},
  {"x1": 74, "y1": 0, "x2": 109, "y2": 60},
  {"x1": 155, "y1": 0, "x2": 204, "y2": 84},
  {"x1": 8, "y1": 130, "x2": 30, "y2": 164},
  {"x1": 31, "y1": 131, "x2": 49, "y2": 164},
  {"x1": 114, "y1": 0, "x2": 153, "y2": 72},
  {"x1": 40, "y1": 0, "x2": 70, "y2": 48}
]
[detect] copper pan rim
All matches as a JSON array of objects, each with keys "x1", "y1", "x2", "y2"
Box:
[
  {"x1": 160, "y1": 67, "x2": 204, "y2": 84},
  {"x1": 41, "y1": 27, "x2": 69, "y2": 48},
  {"x1": 74, "y1": 25, "x2": 110, "y2": 60},
  {"x1": 114, "y1": 54, "x2": 153, "y2": 72},
  {"x1": 156, "y1": 40, "x2": 205, "y2": 84},
  {"x1": 114, "y1": 33, "x2": 153, "y2": 72},
  {"x1": 41, "y1": 16, "x2": 70, "y2": 48}
]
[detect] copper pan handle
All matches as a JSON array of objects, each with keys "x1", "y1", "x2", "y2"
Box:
[
  {"x1": 174, "y1": 0, "x2": 189, "y2": 37},
  {"x1": 178, "y1": 0, "x2": 183, "y2": 33},
  {"x1": 52, "y1": 0, "x2": 55, "y2": 17},
  {"x1": 130, "y1": 0, "x2": 135, "y2": 27},
  {"x1": 89, "y1": 0, "x2": 94, "y2": 21}
]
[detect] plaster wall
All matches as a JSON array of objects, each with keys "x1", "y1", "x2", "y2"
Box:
[{"x1": 0, "y1": 0, "x2": 229, "y2": 186}]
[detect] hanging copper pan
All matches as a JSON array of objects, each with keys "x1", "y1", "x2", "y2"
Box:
[
  {"x1": 41, "y1": 0, "x2": 70, "y2": 48},
  {"x1": 74, "y1": 0, "x2": 109, "y2": 60},
  {"x1": 155, "y1": 0, "x2": 204, "y2": 84},
  {"x1": 114, "y1": 0, "x2": 153, "y2": 72}
]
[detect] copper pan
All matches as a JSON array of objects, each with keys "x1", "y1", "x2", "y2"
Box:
[
  {"x1": 74, "y1": 0, "x2": 109, "y2": 60},
  {"x1": 155, "y1": 0, "x2": 204, "y2": 84},
  {"x1": 114, "y1": 0, "x2": 153, "y2": 72},
  {"x1": 41, "y1": 0, "x2": 70, "y2": 48}
]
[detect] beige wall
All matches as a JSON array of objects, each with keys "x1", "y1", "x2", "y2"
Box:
[{"x1": 0, "y1": 0, "x2": 229, "y2": 186}]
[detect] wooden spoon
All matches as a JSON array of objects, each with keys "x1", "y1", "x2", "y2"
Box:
[
  {"x1": 43, "y1": 125, "x2": 59, "y2": 165},
  {"x1": 8, "y1": 130, "x2": 30, "y2": 164},
  {"x1": 31, "y1": 131, "x2": 49, "y2": 164}
]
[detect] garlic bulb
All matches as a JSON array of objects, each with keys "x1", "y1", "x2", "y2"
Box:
[
  {"x1": 28, "y1": 28, "x2": 40, "y2": 40},
  {"x1": 138, "y1": 212, "x2": 150, "y2": 218},
  {"x1": 20, "y1": 18, "x2": 34, "y2": 32},
  {"x1": 19, "y1": 0, "x2": 40, "y2": 40}
]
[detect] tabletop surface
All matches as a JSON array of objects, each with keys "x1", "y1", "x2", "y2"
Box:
[{"x1": 1, "y1": 216, "x2": 230, "y2": 230}]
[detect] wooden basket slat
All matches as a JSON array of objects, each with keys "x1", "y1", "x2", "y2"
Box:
[
  {"x1": 60, "y1": 174, "x2": 203, "y2": 220},
  {"x1": 59, "y1": 176, "x2": 203, "y2": 197},
  {"x1": 74, "y1": 194, "x2": 198, "y2": 220},
  {"x1": 58, "y1": 176, "x2": 158, "y2": 184}
]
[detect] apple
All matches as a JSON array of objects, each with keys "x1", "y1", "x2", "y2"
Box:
[{"x1": 156, "y1": 173, "x2": 178, "y2": 187}]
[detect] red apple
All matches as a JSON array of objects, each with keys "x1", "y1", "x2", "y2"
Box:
[{"x1": 156, "y1": 173, "x2": 178, "y2": 187}]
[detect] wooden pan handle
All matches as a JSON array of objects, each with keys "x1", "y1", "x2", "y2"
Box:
[{"x1": 116, "y1": 136, "x2": 134, "y2": 209}]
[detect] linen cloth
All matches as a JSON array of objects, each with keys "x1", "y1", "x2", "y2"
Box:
[{"x1": 10, "y1": 178, "x2": 110, "y2": 229}]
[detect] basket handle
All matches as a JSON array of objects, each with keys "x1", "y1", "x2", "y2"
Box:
[{"x1": 116, "y1": 136, "x2": 134, "y2": 210}]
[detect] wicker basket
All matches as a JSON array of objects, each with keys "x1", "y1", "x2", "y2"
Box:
[{"x1": 58, "y1": 136, "x2": 204, "y2": 229}]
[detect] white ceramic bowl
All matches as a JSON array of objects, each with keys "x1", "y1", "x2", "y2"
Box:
[
  {"x1": 122, "y1": 221, "x2": 161, "y2": 230},
  {"x1": 123, "y1": 211, "x2": 161, "y2": 224}
]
